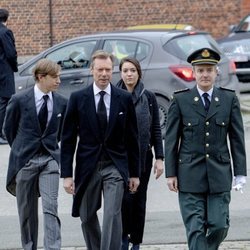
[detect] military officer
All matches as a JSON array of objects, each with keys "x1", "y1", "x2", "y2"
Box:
[{"x1": 164, "y1": 47, "x2": 247, "y2": 250}]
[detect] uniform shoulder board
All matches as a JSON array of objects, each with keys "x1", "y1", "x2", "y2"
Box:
[
  {"x1": 219, "y1": 87, "x2": 235, "y2": 92},
  {"x1": 174, "y1": 88, "x2": 190, "y2": 94}
]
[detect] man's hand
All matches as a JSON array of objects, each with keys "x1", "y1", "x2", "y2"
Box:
[
  {"x1": 232, "y1": 175, "x2": 246, "y2": 193},
  {"x1": 129, "y1": 177, "x2": 140, "y2": 194},
  {"x1": 154, "y1": 159, "x2": 164, "y2": 179},
  {"x1": 63, "y1": 177, "x2": 75, "y2": 194},
  {"x1": 167, "y1": 176, "x2": 178, "y2": 192}
]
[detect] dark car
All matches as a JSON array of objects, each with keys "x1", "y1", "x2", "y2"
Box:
[
  {"x1": 15, "y1": 29, "x2": 238, "y2": 135},
  {"x1": 217, "y1": 14, "x2": 250, "y2": 92}
]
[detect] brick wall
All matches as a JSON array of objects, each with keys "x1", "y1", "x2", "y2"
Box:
[{"x1": 0, "y1": 0, "x2": 247, "y2": 56}]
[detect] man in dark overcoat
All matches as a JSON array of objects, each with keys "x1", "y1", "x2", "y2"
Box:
[
  {"x1": 0, "y1": 8, "x2": 18, "y2": 144},
  {"x1": 165, "y1": 47, "x2": 247, "y2": 250},
  {"x1": 61, "y1": 50, "x2": 140, "y2": 250}
]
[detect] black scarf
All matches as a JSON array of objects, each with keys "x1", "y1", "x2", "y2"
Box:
[{"x1": 116, "y1": 79, "x2": 151, "y2": 172}]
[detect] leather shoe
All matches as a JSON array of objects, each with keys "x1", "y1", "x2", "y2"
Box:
[{"x1": 0, "y1": 136, "x2": 8, "y2": 145}]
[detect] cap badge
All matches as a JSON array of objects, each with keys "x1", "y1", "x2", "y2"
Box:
[{"x1": 202, "y1": 49, "x2": 210, "y2": 58}]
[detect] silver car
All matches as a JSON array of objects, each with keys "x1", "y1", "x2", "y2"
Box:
[{"x1": 15, "y1": 29, "x2": 238, "y2": 135}]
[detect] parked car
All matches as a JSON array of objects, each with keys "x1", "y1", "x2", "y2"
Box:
[
  {"x1": 217, "y1": 14, "x2": 250, "y2": 92},
  {"x1": 15, "y1": 29, "x2": 238, "y2": 135}
]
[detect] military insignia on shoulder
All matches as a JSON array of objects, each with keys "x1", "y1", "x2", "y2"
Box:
[
  {"x1": 174, "y1": 88, "x2": 189, "y2": 94},
  {"x1": 219, "y1": 87, "x2": 235, "y2": 92}
]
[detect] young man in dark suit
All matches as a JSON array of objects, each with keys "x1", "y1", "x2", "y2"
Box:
[
  {"x1": 4, "y1": 59, "x2": 67, "y2": 250},
  {"x1": 0, "y1": 8, "x2": 18, "y2": 144},
  {"x1": 61, "y1": 50, "x2": 140, "y2": 250},
  {"x1": 165, "y1": 48, "x2": 247, "y2": 250}
]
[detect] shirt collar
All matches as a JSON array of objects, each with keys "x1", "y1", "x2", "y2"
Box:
[
  {"x1": 93, "y1": 82, "x2": 111, "y2": 96},
  {"x1": 34, "y1": 84, "x2": 52, "y2": 101},
  {"x1": 196, "y1": 86, "x2": 213, "y2": 98}
]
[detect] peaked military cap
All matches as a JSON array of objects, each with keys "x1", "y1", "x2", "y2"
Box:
[{"x1": 187, "y1": 48, "x2": 220, "y2": 65}]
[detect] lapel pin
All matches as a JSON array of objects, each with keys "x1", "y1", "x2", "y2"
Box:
[
  {"x1": 194, "y1": 97, "x2": 199, "y2": 102},
  {"x1": 214, "y1": 97, "x2": 219, "y2": 102}
]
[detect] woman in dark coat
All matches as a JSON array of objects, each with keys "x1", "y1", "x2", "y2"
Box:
[{"x1": 117, "y1": 57, "x2": 164, "y2": 250}]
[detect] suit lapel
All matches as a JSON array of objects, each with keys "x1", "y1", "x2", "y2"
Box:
[
  {"x1": 24, "y1": 88, "x2": 41, "y2": 132},
  {"x1": 206, "y1": 87, "x2": 221, "y2": 120},
  {"x1": 105, "y1": 86, "x2": 120, "y2": 139},
  {"x1": 191, "y1": 87, "x2": 207, "y2": 117}
]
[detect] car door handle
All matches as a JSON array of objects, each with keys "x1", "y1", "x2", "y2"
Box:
[{"x1": 69, "y1": 79, "x2": 84, "y2": 85}]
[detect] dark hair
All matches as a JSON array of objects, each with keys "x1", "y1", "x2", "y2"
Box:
[
  {"x1": 90, "y1": 50, "x2": 114, "y2": 69},
  {"x1": 0, "y1": 9, "x2": 9, "y2": 23},
  {"x1": 119, "y1": 57, "x2": 142, "y2": 80}
]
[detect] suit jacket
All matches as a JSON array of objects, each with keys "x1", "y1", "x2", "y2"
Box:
[
  {"x1": 60, "y1": 84, "x2": 140, "y2": 217},
  {"x1": 165, "y1": 86, "x2": 247, "y2": 193},
  {"x1": 4, "y1": 87, "x2": 67, "y2": 195},
  {"x1": 0, "y1": 23, "x2": 18, "y2": 98}
]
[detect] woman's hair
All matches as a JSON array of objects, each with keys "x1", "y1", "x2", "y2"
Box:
[{"x1": 119, "y1": 57, "x2": 142, "y2": 80}]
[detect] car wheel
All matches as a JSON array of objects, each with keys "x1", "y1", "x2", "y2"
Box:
[{"x1": 156, "y1": 96, "x2": 170, "y2": 137}]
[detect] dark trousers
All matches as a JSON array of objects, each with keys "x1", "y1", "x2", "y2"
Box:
[
  {"x1": 0, "y1": 96, "x2": 9, "y2": 137},
  {"x1": 179, "y1": 191, "x2": 231, "y2": 250},
  {"x1": 122, "y1": 150, "x2": 153, "y2": 244},
  {"x1": 79, "y1": 162, "x2": 124, "y2": 250}
]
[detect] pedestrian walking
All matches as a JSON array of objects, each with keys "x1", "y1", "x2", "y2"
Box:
[
  {"x1": 117, "y1": 57, "x2": 164, "y2": 250},
  {"x1": 61, "y1": 50, "x2": 140, "y2": 250},
  {"x1": 164, "y1": 48, "x2": 247, "y2": 250},
  {"x1": 4, "y1": 59, "x2": 67, "y2": 250}
]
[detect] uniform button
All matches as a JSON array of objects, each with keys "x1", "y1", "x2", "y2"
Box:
[
  {"x1": 179, "y1": 159, "x2": 182, "y2": 162},
  {"x1": 188, "y1": 123, "x2": 191, "y2": 126},
  {"x1": 206, "y1": 143, "x2": 209, "y2": 147},
  {"x1": 206, "y1": 121, "x2": 209, "y2": 126},
  {"x1": 206, "y1": 154, "x2": 209, "y2": 158},
  {"x1": 206, "y1": 132, "x2": 209, "y2": 136},
  {"x1": 222, "y1": 122, "x2": 225, "y2": 126}
]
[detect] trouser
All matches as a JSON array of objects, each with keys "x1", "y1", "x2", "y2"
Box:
[
  {"x1": 16, "y1": 154, "x2": 61, "y2": 250},
  {"x1": 0, "y1": 96, "x2": 9, "y2": 137},
  {"x1": 79, "y1": 162, "x2": 124, "y2": 250},
  {"x1": 122, "y1": 150, "x2": 153, "y2": 244},
  {"x1": 179, "y1": 191, "x2": 231, "y2": 250}
]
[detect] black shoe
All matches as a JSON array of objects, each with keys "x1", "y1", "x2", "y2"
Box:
[{"x1": 0, "y1": 136, "x2": 8, "y2": 145}]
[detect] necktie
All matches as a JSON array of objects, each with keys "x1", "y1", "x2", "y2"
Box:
[
  {"x1": 97, "y1": 91, "x2": 107, "y2": 137},
  {"x1": 38, "y1": 95, "x2": 49, "y2": 133},
  {"x1": 202, "y1": 93, "x2": 210, "y2": 112}
]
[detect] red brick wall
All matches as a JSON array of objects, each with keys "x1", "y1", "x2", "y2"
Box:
[{"x1": 0, "y1": 0, "x2": 248, "y2": 56}]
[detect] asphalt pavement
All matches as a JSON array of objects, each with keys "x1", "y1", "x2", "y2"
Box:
[{"x1": 0, "y1": 94, "x2": 250, "y2": 249}]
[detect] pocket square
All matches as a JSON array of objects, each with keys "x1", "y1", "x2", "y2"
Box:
[
  {"x1": 118, "y1": 112, "x2": 124, "y2": 115},
  {"x1": 57, "y1": 113, "x2": 62, "y2": 117}
]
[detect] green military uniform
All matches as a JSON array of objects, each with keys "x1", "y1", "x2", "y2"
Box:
[{"x1": 164, "y1": 48, "x2": 247, "y2": 250}]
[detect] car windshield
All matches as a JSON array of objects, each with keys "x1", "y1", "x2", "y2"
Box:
[{"x1": 163, "y1": 34, "x2": 222, "y2": 61}]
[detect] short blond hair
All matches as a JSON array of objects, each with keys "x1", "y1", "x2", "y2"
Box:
[{"x1": 33, "y1": 59, "x2": 61, "y2": 81}]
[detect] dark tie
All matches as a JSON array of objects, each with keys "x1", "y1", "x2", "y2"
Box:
[
  {"x1": 97, "y1": 91, "x2": 107, "y2": 137},
  {"x1": 202, "y1": 93, "x2": 210, "y2": 112},
  {"x1": 38, "y1": 95, "x2": 49, "y2": 133}
]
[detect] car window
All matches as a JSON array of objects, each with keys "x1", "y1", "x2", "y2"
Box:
[
  {"x1": 237, "y1": 15, "x2": 250, "y2": 32},
  {"x1": 21, "y1": 41, "x2": 97, "y2": 76},
  {"x1": 103, "y1": 39, "x2": 149, "y2": 65},
  {"x1": 163, "y1": 34, "x2": 222, "y2": 61},
  {"x1": 47, "y1": 41, "x2": 96, "y2": 70}
]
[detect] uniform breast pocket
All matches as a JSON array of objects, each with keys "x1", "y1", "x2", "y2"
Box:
[
  {"x1": 215, "y1": 117, "x2": 229, "y2": 139},
  {"x1": 182, "y1": 118, "x2": 199, "y2": 140}
]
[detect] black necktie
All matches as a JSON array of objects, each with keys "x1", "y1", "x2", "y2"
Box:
[
  {"x1": 97, "y1": 91, "x2": 107, "y2": 137},
  {"x1": 38, "y1": 95, "x2": 49, "y2": 133},
  {"x1": 202, "y1": 93, "x2": 210, "y2": 112}
]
